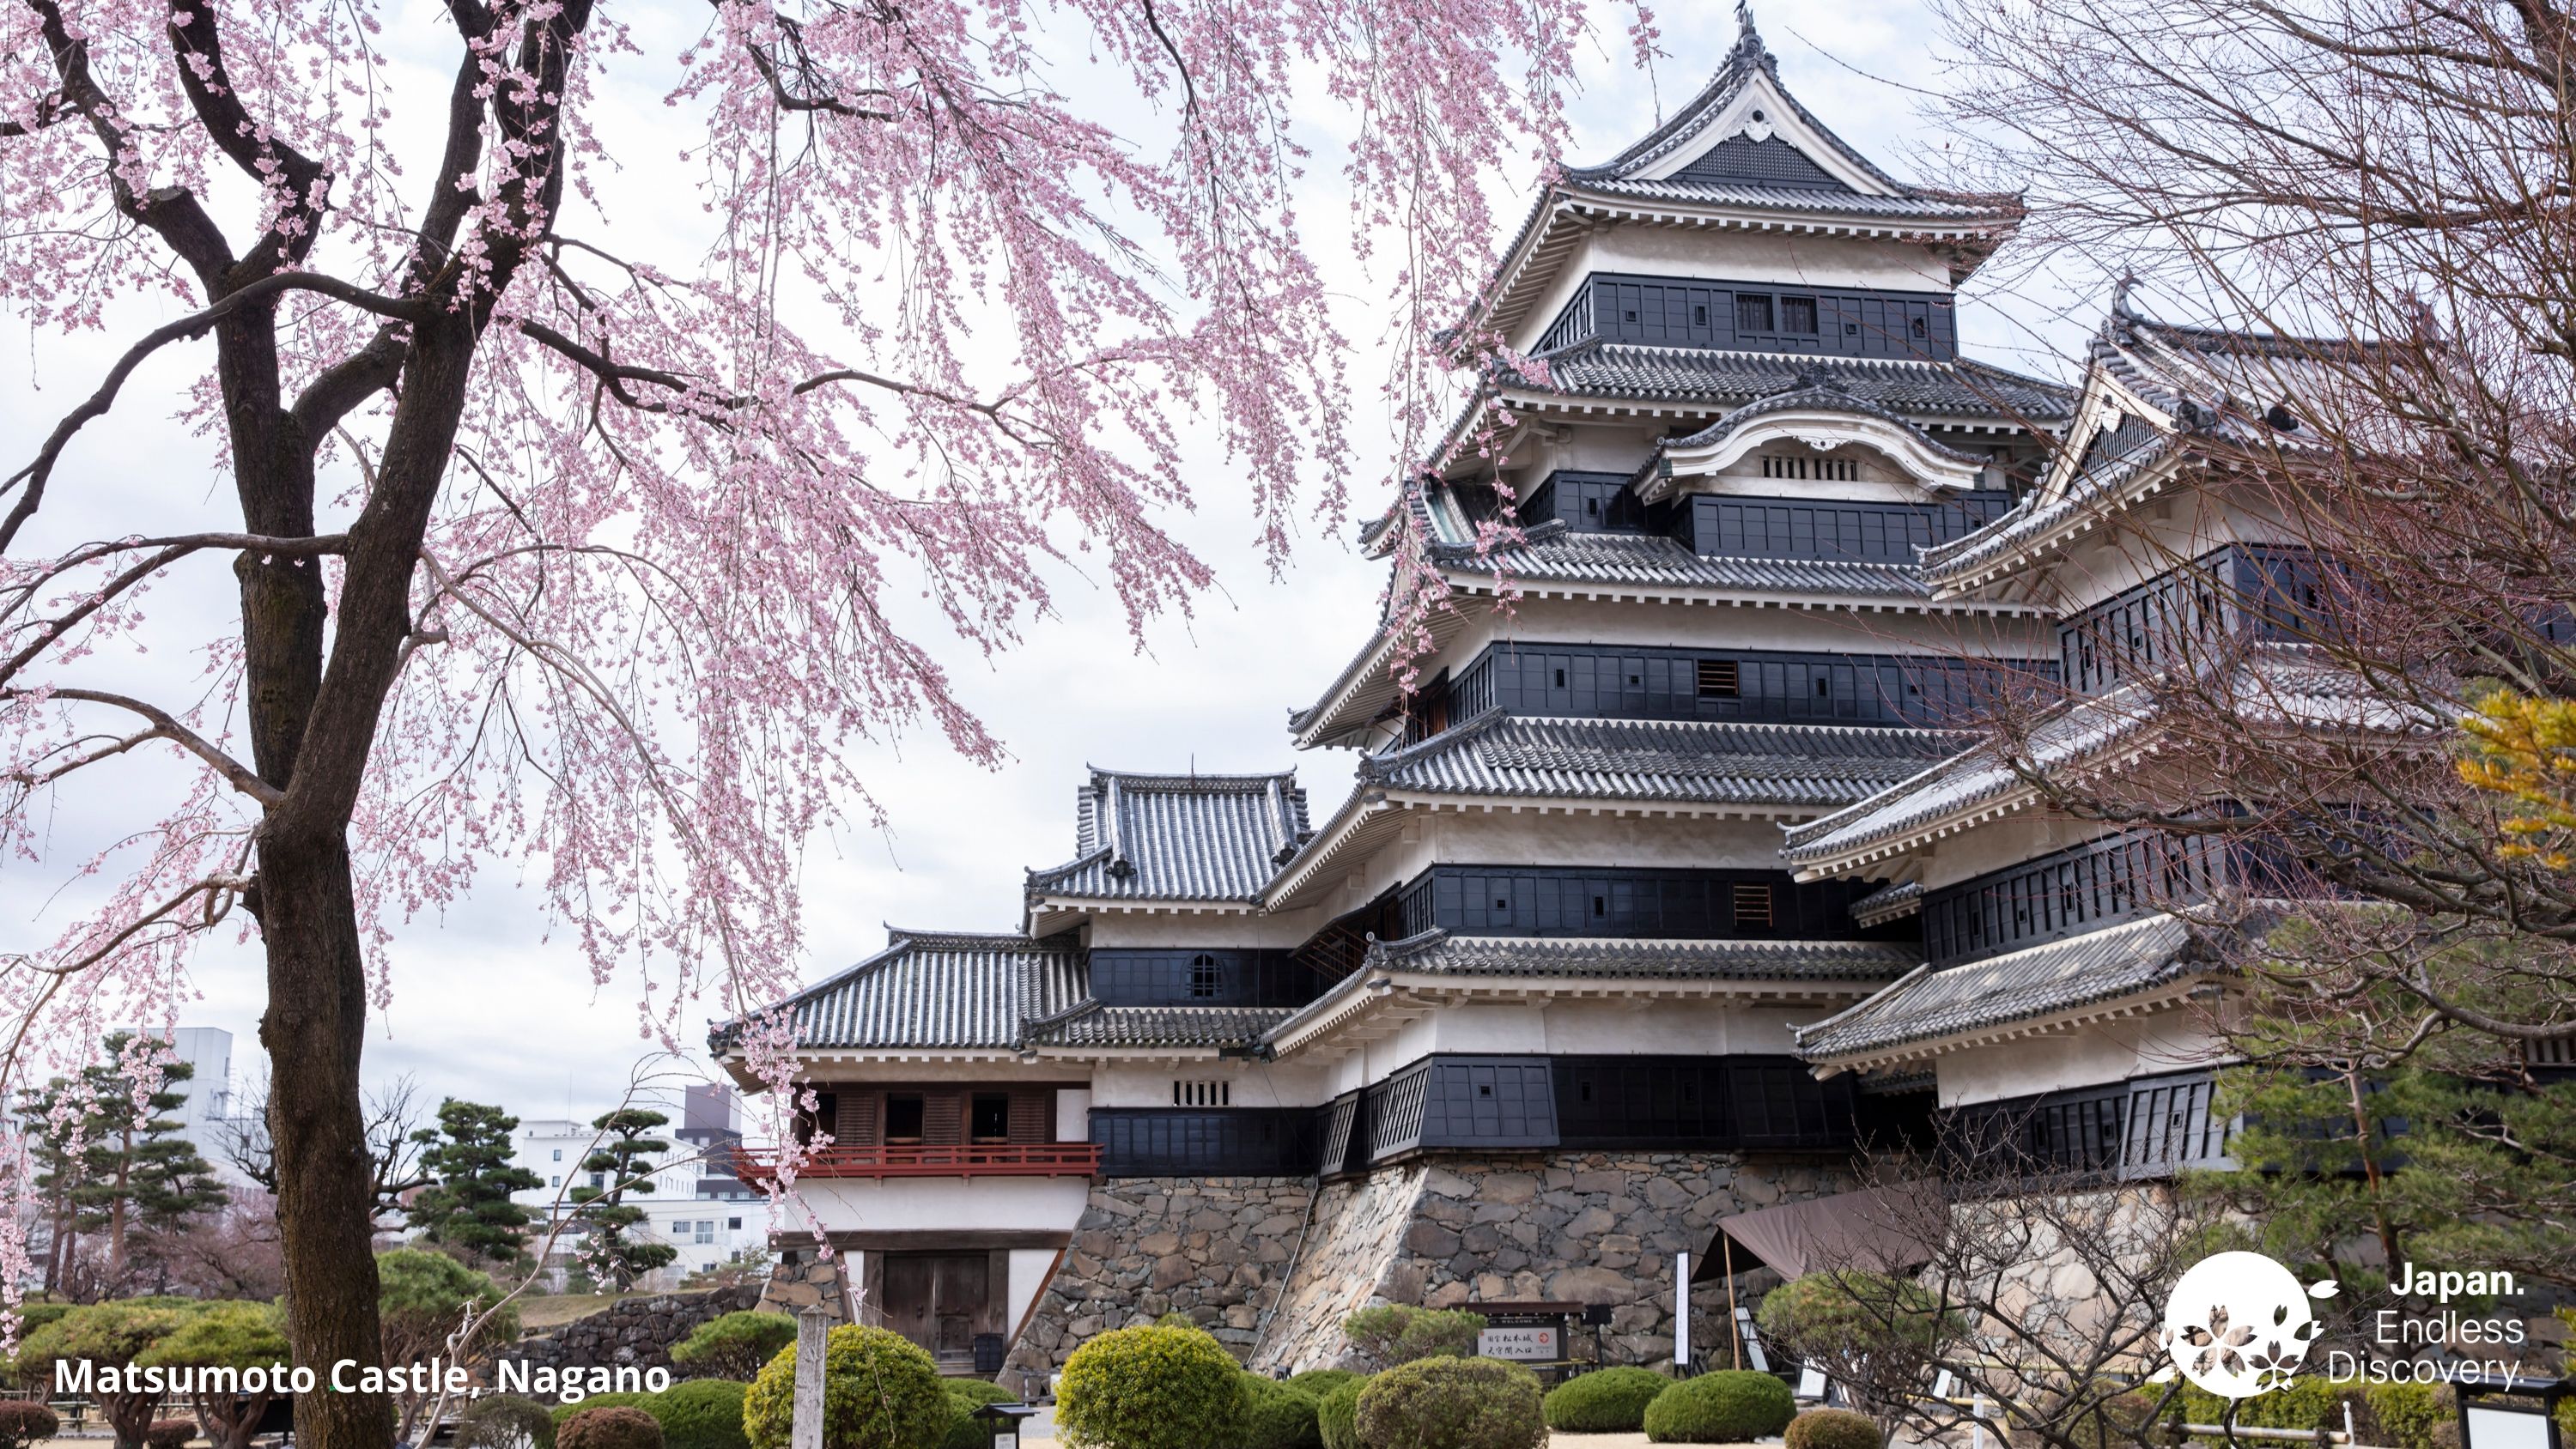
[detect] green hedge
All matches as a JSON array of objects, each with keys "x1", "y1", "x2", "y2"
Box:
[
  {"x1": 1642, "y1": 1373, "x2": 1795, "y2": 1444},
  {"x1": 741, "y1": 1325, "x2": 950, "y2": 1449},
  {"x1": 1316, "y1": 1379, "x2": 1367, "y2": 1449},
  {"x1": 1784, "y1": 1409, "x2": 1880, "y2": 1449},
  {"x1": 1543, "y1": 1368, "x2": 1672, "y2": 1434},
  {"x1": 459, "y1": 1394, "x2": 558, "y2": 1449},
  {"x1": 1286, "y1": 1370, "x2": 1364, "y2": 1402},
  {"x1": 559, "y1": 1407, "x2": 665, "y2": 1449},
  {"x1": 1242, "y1": 1375, "x2": 1324, "y2": 1449},
  {"x1": 1055, "y1": 1323, "x2": 1249, "y2": 1449},
  {"x1": 1352, "y1": 1358, "x2": 1546, "y2": 1449},
  {"x1": 652, "y1": 1379, "x2": 751, "y2": 1449}
]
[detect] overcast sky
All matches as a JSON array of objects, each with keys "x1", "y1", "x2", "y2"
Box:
[{"x1": 0, "y1": 0, "x2": 2099, "y2": 1131}]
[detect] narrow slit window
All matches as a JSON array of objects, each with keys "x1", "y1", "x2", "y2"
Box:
[
  {"x1": 1734, "y1": 882, "x2": 1776, "y2": 931},
  {"x1": 1698, "y1": 660, "x2": 1740, "y2": 698}
]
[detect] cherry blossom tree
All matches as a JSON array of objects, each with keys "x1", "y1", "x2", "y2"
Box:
[{"x1": 0, "y1": 0, "x2": 1642, "y2": 1440}]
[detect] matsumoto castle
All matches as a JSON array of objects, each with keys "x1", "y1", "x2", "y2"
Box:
[{"x1": 717, "y1": 12, "x2": 2296, "y2": 1385}]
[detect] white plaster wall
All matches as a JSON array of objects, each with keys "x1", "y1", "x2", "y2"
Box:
[
  {"x1": 2043, "y1": 491, "x2": 2296, "y2": 615},
  {"x1": 1934, "y1": 1009, "x2": 2229, "y2": 1106},
  {"x1": 1510, "y1": 228, "x2": 1953, "y2": 354},
  {"x1": 1498, "y1": 423, "x2": 1665, "y2": 478},
  {"x1": 1414, "y1": 597, "x2": 2054, "y2": 684},
  {"x1": 1087, "y1": 1058, "x2": 1340, "y2": 1109},
  {"x1": 1325, "y1": 999, "x2": 1832, "y2": 1089},
  {"x1": 1054, "y1": 1088, "x2": 1091, "y2": 1143},
  {"x1": 1916, "y1": 816, "x2": 2121, "y2": 890},
  {"x1": 792, "y1": 1175, "x2": 1094, "y2": 1236},
  {"x1": 1084, "y1": 912, "x2": 1320, "y2": 949},
  {"x1": 1005, "y1": 1248, "x2": 1061, "y2": 1336},
  {"x1": 1426, "y1": 809, "x2": 1801, "y2": 870}
]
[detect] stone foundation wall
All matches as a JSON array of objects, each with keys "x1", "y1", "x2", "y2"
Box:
[
  {"x1": 512, "y1": 1283, "x2": 766, "y2": 1373},
  {"x1": 1003, "y1": 1151, "x2": 1848, "y2": 1389},
  {"x1": 999, "y1": 1177, "x2": 1315, "y2": 1394}
]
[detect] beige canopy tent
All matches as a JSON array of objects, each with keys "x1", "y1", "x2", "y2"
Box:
[{"x1": 1696, "y1": 1184, "x2": 1941, "y2": 1282}]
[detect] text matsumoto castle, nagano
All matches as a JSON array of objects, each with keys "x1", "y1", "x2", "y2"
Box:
[{"x1": 714, "y1": 10, "x2": 2310, "y2": 1387}]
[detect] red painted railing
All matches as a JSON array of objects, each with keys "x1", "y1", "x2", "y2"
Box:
[{"x1": 731, "y1": 1142, "x2": 1103, "y2": 1180}]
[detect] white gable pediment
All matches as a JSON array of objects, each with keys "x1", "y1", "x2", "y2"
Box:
[{"x1": 1630, "y1": 70, "x2": 1898, "y2": 197}]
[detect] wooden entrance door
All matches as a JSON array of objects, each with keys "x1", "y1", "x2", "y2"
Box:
[{"x1": 877, "y1": 1253, "x2": 993, "y2": 1365}]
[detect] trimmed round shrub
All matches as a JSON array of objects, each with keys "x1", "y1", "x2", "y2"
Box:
[
  {"x1": 653, "y1": 1379, "x2": 753, "y2": 1449},
  {"x1": 742, "y1": 1325, "x2": 950, "y2": 1449},
  {"x1": 1545, "y1": 1367, "x2": 1673, "y2": 1434},
  {"x1": 1055, "y1": 1324, "x2": 1249, "y2": 1449},
  {"x1": 0, "y1": 1401, "x2": 62, "y2": 1449},
  {"x1": 459, "y1": 1394, "x2": 560, "y2": 1449},
  {"x1": 1352, "y1": 1357, "x2": 1545, "y2": 1449},
  {"x1": 1341, "y1": 1307, "x2": 1488, "y2": 1371},
  {"x1": 553, "y1": 1394, "x2": 654, "y2": 1426},
  {"x1": 940, "y1": 1379, "x2": 1024, "y2": 1449},
  {"x1": 1642, "y1": 1372, "x2": 1796, "y2": 1444},
  {"x1": 560, "y1": 1406, "x2": 665, "y2": 1449},
  {"x1": 671, "y1": 1312, "x2": 799, "y2": 1382},
  {"x1": 145, "y1": 1421, "x2": 197, "y2": 1449},
  {"x1": 1285, "y1": 1370, "x2": 1363, "y2": 1401},
  {"x1": 1786, "y1": 1410, "x2": 1880, "y2": 1449},
  {"x1": 1316, "y1": 1379, "x2": 1367, "y2": 1449},
  {"x1": 1242, "y1": 1375, "x2": 1324, "y2": 1449}
]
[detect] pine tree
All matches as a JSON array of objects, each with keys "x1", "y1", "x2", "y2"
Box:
[
  {"x1": 18, "y1": 1034, "x2": 229, "y2": 1294},
  {"x1": 408, "y1": 1100, "x2": 544, "y2": 1270},
  {"x1": 571, "y1": 1109, "x2": 677, "y2": 1291}
]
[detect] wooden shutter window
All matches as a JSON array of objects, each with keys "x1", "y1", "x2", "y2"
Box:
[
  {"x1": 1698, "y1": 660, "x2": 1740, "y2": 698},
  {"x1": 1734, "y1": 882, "x2": 1776, "y2": 931}
]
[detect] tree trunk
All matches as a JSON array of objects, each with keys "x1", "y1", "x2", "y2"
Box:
[{"x1": 258, "y1": 834, "x2": 393, "y2": 1449}]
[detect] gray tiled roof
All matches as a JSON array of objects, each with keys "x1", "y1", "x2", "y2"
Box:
[
  {"x1": 1559, "y1": 20, "x2": 2014, "y2": 227},
  {"x1": 1369, "y1": 929, "x2": 1919, "y2": 984},
  {"x1": 1781, "y1": 649, "x2": 2410, "y2": 870},
  {"x1": 713, "y1": 929, "x2": 1087, "y2": 1052},
  {"x1": 1025, "y1": 768, "x2": 1310, "y2": 902},
  {"x1": 1020, "y1": 1003, "x2": 1293, "y2": 1051},
  {"x1": 1847, "y1": 881, "x2": 1923, "y2": 927},
  {"x1": 1922, "y1": 305, "x2": 2361, "y2": 587},
  {"x1": 1795, "y1": 915, "x2": 2206, "y2": 1062},
  {"x1": 1569, "y1": 177, "x2": 2012, "y2": 220},
  {"x1": 1356, "y1": 709, "x2": 1969, "y2": 809},
  {"x1": 1435, "y1": 524, "x2": 1937, "y2": 601},
  {"x1": 1530, "y1": 345, "x2": 2072, "y2": 421}
]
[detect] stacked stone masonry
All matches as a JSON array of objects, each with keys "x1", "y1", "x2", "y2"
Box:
[
  {"x1": 512, "y1": 1283, "x2": 766, "y2": 1373},
  {"x1": 1000, "y1": 1152, "x2": 1843, "y2": 1392}
]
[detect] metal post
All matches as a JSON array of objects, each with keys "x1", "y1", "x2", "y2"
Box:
[
  {"x1": 1674, "y1": 1251, "x2": 1692, "y2": 1373},
  {"x1": 791, "y1": 1303, "x2": 835, "y2": 1449}
]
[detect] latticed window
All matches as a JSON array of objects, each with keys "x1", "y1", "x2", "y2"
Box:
[
  {"x1": 1697, "y1": 660, "x2": 1741, "y2": 698},
  {"x1": 1737, "y1": 294, "x2": 1775, "y2": 332},
  {"x1": 1172, "y1": 1080, "x2": 1231, "y2": 1106},
  {"x1": 1187, "y1": 953, "x2": 1221, "y2": 998},
  {"x1": 1781, "y1": 296, "x2": 1819, "y2": 334},
  {"x1": 1734, "y1": 882, "x2": 1775, "y2": 931}
]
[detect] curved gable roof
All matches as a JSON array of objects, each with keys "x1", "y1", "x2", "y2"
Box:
[{"x1": 1024, "y1": 767, "x2": 1311, "y2": 904}]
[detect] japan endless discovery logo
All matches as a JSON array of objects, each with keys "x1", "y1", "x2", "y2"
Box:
[{"x1": 2150, "y1": 1251, "x2": 2337, "y2": 1398}]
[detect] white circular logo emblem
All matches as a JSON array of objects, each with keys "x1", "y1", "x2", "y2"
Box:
[{"x1": 2155, "y1": 1252, "x2": 2336, "y2": 1398}]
